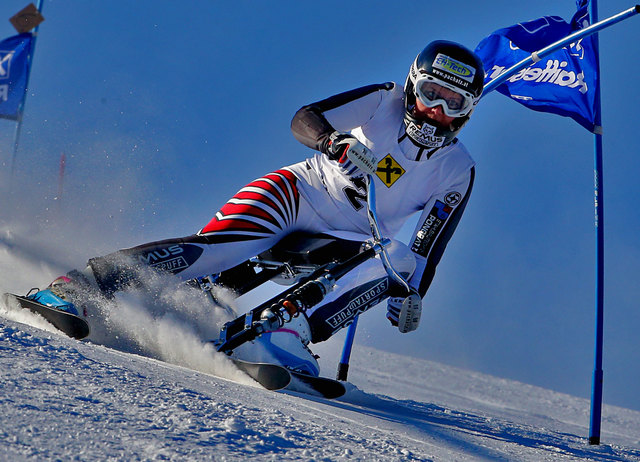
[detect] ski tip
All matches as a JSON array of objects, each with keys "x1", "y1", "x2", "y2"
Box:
[{"x1": 4, "y1": 293, "x2": 90, "y2": 340}]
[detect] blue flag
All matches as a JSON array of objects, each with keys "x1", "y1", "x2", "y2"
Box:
[
  {"x1": 475, "y1": 1, "x2": 598, "y2": 132},
  {"x1": 0, "y1": 33, "x2": 33, "y2": 121}
]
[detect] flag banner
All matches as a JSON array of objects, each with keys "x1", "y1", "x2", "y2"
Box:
[
  {"x1": 475, "y1": 0, "x2": 598, "y2": 132},
  {"x1": 0, "y1": 33, "x2": 34, "y2": 121}
]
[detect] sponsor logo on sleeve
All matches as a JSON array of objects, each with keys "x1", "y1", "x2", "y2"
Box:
[
  {"x1": 138, "y1": 244, "x2": 204, "y2": 274},
  {"x1": 411, "y1": 200, "x2": 452, "y2": 256},
  {"x1": 444, "y1": 191, "x2": 462, "y2": 206}
]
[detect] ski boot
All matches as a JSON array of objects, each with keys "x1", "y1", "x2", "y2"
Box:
[
  {"x1": 27, "y1": 270, "x2": 96, "y2": 317},
  {"x1": 233, "y1": 314, "x2": 320, "y2": 377}
]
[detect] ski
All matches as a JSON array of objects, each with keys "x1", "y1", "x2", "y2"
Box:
[
  {"x1": 231, "y1": 359, "x2": 291, "y2": 391},
  {"x1": 3, "y1": 293, "x2": 90, "y2": 340},
  {"x1": 230, "y1": 358, "x2": 346, "y2": 398},
  {"x1": 287, "y1": 370, "x2": 347, "y2": 399}
]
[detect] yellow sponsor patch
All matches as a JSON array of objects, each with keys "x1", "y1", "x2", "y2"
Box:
[{"x1": 375, "y1": 154, "x2": 405, "y2": 187}]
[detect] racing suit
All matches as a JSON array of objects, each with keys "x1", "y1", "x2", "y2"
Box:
[{"x1": 88, "y1": 82, "x2": 475, "y2": 343}]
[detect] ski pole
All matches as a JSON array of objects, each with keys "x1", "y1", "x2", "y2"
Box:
[
  {"x1": 365, "y1": 174, "x2": 411, "y2": 294},
  {"x1": 337, "y1": 315, "x2": 359, "y2": 381},
  {"x1": 336, "y1": 175, "x2": 414, "y2": 380}
]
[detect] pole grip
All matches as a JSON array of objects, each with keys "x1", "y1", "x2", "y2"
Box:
[{"x1": 336, "y1": 362, "x2": 350, "y2": 381}]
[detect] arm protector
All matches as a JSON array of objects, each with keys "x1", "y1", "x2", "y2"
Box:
[{"x1": 290, "y1": 82, "x2": 395, "y2": 155}]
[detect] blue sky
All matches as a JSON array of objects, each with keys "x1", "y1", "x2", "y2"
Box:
[{"x1": 1, "y1": 0, "x2": 639, "y2": 413}]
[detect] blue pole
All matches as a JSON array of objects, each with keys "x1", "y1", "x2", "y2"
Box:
[
  {"x1": 10, "y1": 0, "x2": 45, "y2": 176},
  {"x1": 337, "y1": 315, "x2": 359, "y2": 381},
  {"x1": 588, "y1": 0, "x2": 605, "y2": 446},
  {"x1": 477, "y1": 3, "x2": 638, "y2": 446}
]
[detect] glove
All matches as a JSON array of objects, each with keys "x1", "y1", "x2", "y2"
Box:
[
  {"x1": 386, "y1": 289, "x2": 422, "y2": 333},
  {"x1": 327, "y1": 132, "x2": 378, "y2": 176}
]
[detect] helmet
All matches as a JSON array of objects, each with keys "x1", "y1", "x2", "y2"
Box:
[{"x1": 404, "y1": 40, "x2": 484, "y2": 148}]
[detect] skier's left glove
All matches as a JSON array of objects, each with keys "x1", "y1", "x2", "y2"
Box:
[
  {"x1": 386, "y1": 289, "x2": 422, "y2": 333},
  {"x1": 327, "y1": 131, "x2": 378, "y2": 176}
]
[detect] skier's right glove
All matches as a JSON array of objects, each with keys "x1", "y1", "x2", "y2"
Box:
[
  {"x1": 386, "y1": 290, "x2": 422, "y2": 333},
  {"x1": 327, "y1": 131, "x2": 378, "y2": 176}
]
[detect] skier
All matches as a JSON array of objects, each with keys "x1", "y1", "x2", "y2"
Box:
[{"x1": 28, "y1": 40, "x2": 484, "y2": 377}]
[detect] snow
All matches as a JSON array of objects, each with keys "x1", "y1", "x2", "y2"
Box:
[
  {"x1": 1, "y1": 300, "x2": 640, "y2": 461},
  {"x1": 1, "y1": 236, "x2": 640, "y2": 461}
]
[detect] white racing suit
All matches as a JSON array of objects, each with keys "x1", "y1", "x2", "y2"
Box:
[{"x1": 87, "y1": 82, "x2": 475, "y2": 343}]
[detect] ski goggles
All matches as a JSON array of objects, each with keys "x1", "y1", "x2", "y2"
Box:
[{"x1": 414, "y1": 78, "x2": 473, "y2": 118}]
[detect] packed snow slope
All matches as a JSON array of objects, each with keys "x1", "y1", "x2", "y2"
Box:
[
  {"x1": 1, "y1": 227, "x2": 639, "y2": 461},
  {"x1": 1, "y1": 298, "x2": 640, "y2": 461}
]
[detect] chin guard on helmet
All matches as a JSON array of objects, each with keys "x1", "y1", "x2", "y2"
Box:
[
  {"x1": 404, "y1": 40, "x2": 484, "y2": 148},
  {"x1": 404, "y1": 119, "x2": 448, "y2": 148}
]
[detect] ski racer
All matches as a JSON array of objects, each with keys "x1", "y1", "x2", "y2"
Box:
[{"x1": 28, "y1": 40, "x2": 484, "y2": 377}]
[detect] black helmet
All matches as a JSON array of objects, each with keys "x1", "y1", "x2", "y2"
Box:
[{"x1": 404, "y1": 40, "x2": 484, "y2": 148}]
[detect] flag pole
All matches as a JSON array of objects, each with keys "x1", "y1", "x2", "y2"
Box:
[
  {"x1": 478, "y1": 3, "x2": 640, "y2": 446},
  {"x1": 483, "y1": 5, "x2": 639, "y2": 95},
  {"x1": 588, "y1": 0, "x2": 605, "y2": 446},
  {"x1": 10, "y1": 0, "x2": 45, "y2": 177}
]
